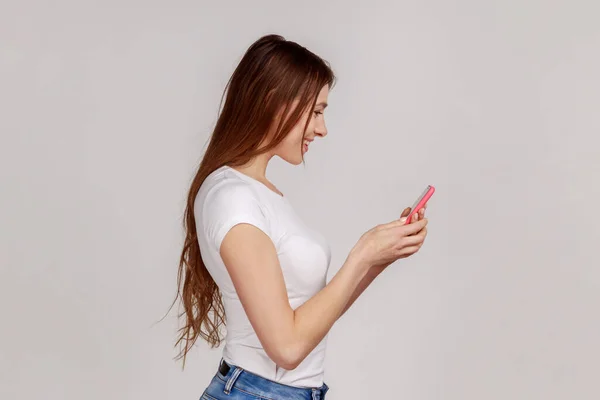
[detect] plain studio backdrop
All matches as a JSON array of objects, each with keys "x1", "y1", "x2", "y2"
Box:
[{"x1": 1, "y1": 1, "x2": 599, "y2": 399}]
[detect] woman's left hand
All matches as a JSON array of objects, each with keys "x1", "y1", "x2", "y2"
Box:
[{"x1": 374, "y1": 204, "x2": 428, "y2": 270}]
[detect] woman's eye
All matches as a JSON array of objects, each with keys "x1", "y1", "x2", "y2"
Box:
[{"x1": 314, "y1": 111, "x2": 323, "y2": 117}]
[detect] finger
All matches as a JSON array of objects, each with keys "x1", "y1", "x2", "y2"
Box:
[
  {"x1": 386, "y1": 217, "x2": 409, "y2": 229},
  {"x1": 411, "y1": 226, "x2": 427, "y2": 237},
  {"x1": 397, "y1": 217, "x2": 428, "y2": 235},
  {"x1": 405, "y1": 213, "x2": 418, "y2": 225},
  {"x1": 389, "y1": 214, "x2": 427, "y2": 229},
  {"x1": 400, "y1": 233, "x2": 425, "y2": 248},
  {"x1": 398, "y1": 245, "x2": 420, "y2": 257},
  {"x1": 414, "y1": 208, "x2": 425, "y2": 222},
  {"x1": 400, "y1": 228, "x2": 427, "y2": 247},
  {"x1": 400, "y1": 207, "x2": 411, "y2": 218}
]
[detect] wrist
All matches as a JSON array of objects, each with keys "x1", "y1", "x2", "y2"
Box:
[
  {"x1": 345, "y1": 251, "x2": 371, "y2": 277},
  {"x1": 371, "y1": 263, "x2": 388, "y2": 274}
]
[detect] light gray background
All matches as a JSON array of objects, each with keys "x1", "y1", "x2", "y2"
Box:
[{"x1": 1, "y1": 1, "x2": 599, "y2": 399}]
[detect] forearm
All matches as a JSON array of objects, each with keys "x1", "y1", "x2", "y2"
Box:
[
  {"x1": 289, "y1": 256, "x2": 369, "y2": 366},
  {"x1": 338, "y1": 264, "x2": 385, "y2": 319}
]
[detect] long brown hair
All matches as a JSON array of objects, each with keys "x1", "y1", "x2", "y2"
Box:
[{"x1": 173, "y1": 34, "x2": 335, "y2": 367}]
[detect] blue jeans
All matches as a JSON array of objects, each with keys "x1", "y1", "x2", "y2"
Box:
[{"x1": 201, "y1": 359, "x2": 330, "y2": 400}]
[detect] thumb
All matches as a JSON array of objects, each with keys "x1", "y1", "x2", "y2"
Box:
[{"x1": 385, "y1": 217, "x2": 408, "y2": 229}]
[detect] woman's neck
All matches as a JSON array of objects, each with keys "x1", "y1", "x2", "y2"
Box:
[{"x1": 230, "y1": 154, "x2": 271, "y2": 181}]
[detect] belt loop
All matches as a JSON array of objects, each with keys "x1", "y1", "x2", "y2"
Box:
[
  {"x1": 314, "y1": 383, "x2": 328, "y2": 399},
  {"x1": 312, "y1": 387, "x2": 322, "y2": 400},
  {"x1": 223, "y1": 366, "x2": 243, "y2": 395}
]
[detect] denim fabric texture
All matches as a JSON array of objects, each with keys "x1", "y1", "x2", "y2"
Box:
[{"x1": 200, "y1": 359, "x2": 329, "y2": 400}]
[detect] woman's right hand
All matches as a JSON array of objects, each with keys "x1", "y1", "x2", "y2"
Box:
[{"x1": 349, "y1": 213, "x2": 428, "y2": 270}]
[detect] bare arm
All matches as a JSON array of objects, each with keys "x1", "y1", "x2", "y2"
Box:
[
  {"x1": 337, "y1": 206, "x2": 426, "y2": 320},
  {"x1": 220, "y1": 224, "x2": 369, "y2": 370},
  {"x1": 337, "y1": 264, "x2": 386, "y2": 320},
  {"x1": 220, "y1": 216, "x2": 427, "y2": 370}
]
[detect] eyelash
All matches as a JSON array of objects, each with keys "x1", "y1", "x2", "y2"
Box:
[{"x1": 314, "y1": 111, "x2": 323, "y2": 117}]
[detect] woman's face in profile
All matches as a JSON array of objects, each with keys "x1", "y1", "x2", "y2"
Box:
[{"x1": 273, "y1": 84, "x2": 329, "y2": 165}]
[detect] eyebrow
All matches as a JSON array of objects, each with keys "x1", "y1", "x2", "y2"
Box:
[{"x1": 315, "y1": 102, "x2": 328, "y2": 109}]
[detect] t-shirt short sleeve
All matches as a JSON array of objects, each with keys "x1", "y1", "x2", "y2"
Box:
[{"x1": 201, "y1": 181, "x2": 270, "y2": 252}]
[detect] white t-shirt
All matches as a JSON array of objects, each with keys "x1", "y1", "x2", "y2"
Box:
[{"x1": 195, "y1": 165, "x2": 332, "y2": 388}]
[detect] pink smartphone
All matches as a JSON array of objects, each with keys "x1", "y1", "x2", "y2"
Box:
[{"x1": 405, "y1": 185, "x2": 435, "y2": 224}]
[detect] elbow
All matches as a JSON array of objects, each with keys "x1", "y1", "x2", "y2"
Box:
[
  {"x1": 275, "y1": 354, "x2": 302, "y2": 371},
  {"x1": 269, "y1": 344, "x2": 303, "y2": 371}
]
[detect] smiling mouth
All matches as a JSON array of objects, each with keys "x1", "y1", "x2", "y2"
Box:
[{"x1": 303, "y1": 141, "x2": 310, "y2": 152}]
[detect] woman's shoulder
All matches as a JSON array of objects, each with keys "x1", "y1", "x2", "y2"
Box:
[
  {"x1": 198, "y1": 167, "x2": 263, "y2": 211},
  {"x1": 197, "y1": 167, "x2": 273, "y2": 250}
]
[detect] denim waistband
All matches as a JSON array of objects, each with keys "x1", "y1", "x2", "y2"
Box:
[{"x1": 216, "y1": 359, "x2": 329, "y2": 400}]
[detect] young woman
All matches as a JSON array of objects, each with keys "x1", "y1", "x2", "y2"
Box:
[{"x1": 175, "y1": 34, "x2": 429, "y2": 400}]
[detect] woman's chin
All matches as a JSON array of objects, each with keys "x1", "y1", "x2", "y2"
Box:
[{"x1": 278, "y1": 154, "x2": 303, "y2": 166}]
